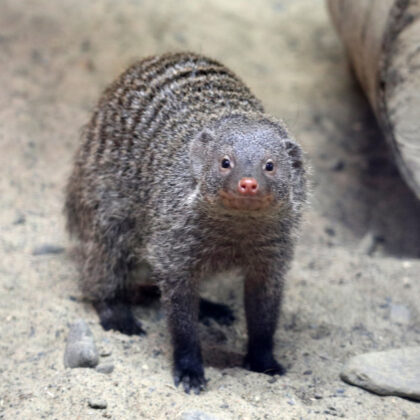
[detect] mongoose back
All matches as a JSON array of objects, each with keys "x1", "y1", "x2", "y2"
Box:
[{"x1": 65, "y1": 52, "x2": 306, "y2": 394}]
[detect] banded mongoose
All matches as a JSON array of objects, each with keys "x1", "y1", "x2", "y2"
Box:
[{"x1": 65, "y1": 52, "x2": 306, "y2": 394}]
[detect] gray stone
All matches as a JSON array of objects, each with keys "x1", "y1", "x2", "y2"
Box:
[
  {"x1": 32, "y1": 243, "x2": 65, "y2": 255},
  {"x1": 96, "y1": 363, "x2": 114, "y2": 374},
  {"x1": 180, "y1": 411, "x2": 220, "y2": 420},
  {"x1": 389, "y1": 303, "x2": 411, "y2": 325},
  {"x1": 340, "y1": 347, "x2": 420, "y2": 400},
  {"x1": 88, "y1": 398, "x2": 107, "y2": 409},
  {"x1": 64, "y1": 319, "x2": 99, "y2": 368}
]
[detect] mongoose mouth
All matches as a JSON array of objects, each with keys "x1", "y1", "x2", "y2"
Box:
[{"x1": 219, "y1": 190, "x2": 273, "y2": 211}]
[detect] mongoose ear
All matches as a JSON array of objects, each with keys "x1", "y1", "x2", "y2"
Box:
[
  {"x1": 284, "y1": 139, "x2": 303, "y2": 172},
  {"x1": 189, "y1": 129, "x2": 215, "y2": 177},
  {"x1": 284, "y1": 139, "x2": 306, "y2": 209}
]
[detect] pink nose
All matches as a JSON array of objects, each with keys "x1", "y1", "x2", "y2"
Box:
[{"x1": 238, "y1": 177, "x2": 259, "y2": 195}]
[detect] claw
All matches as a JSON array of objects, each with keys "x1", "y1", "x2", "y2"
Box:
[
  {"x1": 173, "y1": 367, "x2": 207, "y2": 395},
  {"x1": 183, "y1": 375, "x2": 191, "y2": 394}
]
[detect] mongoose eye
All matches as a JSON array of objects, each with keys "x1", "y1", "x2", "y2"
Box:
[
  {"x1": 265, "y1": 160, "x2": 274, "y2": 171},
  {"x1": 221, "y1": 158, "x2": 231, "y2": 169}
]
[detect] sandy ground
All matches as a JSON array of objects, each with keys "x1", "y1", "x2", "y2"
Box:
[{"x1": 1, "y1": 0, "x2": 420, "y2": 419}]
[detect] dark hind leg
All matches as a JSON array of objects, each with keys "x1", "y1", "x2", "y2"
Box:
[
  {"x1": 123, "y1": 284, "x2": 235, "y2": 327},
  {"x1": 96, "y1": 284, "x2": 160, "y2": 334},
  {"x1": 199, "y1": 298, "x2": 235, "y2": 326},
  {"x1": 94, "y1": 299, "x2": 145, "y2": 336},
  {"x1": 77, "y1": 219, "x2": 145, "y2": 336}
]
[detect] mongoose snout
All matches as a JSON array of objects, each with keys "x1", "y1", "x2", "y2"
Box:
[{"x1": 237, "y1": 177, "x2": 259, "y2": 195}]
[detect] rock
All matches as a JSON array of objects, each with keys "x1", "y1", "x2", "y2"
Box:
[
  {"x1": 389, "y1": 303, "x2": 411, "y2": 325},
  {"x1": 88, "y1": 398, "x2": 107, "y2": 409},
  {"x1": 32, "y1": 244, "x2": 65, "y2": 255},
  {"x1": 64, "y1": 319, "x2": 99, "y2": 368},
  {"x1": 179, "y1": 411, "x2": 220, "y2": 420},
  {"x1": 340, "y1": 347, "x2": 420, "y2": 400},
  {"x1": 96, "y1": 363, "x2": 114, "y2": 374}
]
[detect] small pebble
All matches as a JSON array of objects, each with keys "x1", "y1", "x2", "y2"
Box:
[
  {"x1": 99, "y1": 348, "x2": 112, "y2": 357},
  {"x1": 324, "y1": 227, "x2": 335, "y2": 236},
  {"x1": 88, "y1": 398, "x2": 107, "y2": 409},
  {"x1": 64, "y1": 319, "x2": 99, "y2": 368},
  {"x1": 310, "y1": 324, "x2": 330, "y2": 340},
  {"x1": 152, "y1": 349, "x2": 162, "y2": 357},
  {"x1": 32, "y1": 244, "x2": 65, "y2": 256},
  {"x1": 180, "y1": 411, "x2": 220, "y2": 420},
  {"x1": 96, "y1": 363, "x2": 114, "y2": 374},
  {"x1": 13, "y1": 214, "x2": 26, "y2": 225},
  {"x1": 402, "y1": 261, "x2": 412, "y2": 269}
]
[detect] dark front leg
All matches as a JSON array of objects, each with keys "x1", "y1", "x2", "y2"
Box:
[
  {"x1": 244, "y1": 269, "x2": 285, "y2": 375},
  {"x1": 162, "y1": 279, "x2": 206, "y2": 394}
]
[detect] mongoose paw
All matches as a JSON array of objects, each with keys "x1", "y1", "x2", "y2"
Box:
[
  {"x1": 244, "y1": 353, "x2": 286, "y2": 376},
  {"x1": 174, "y1": 360, "x2": 207, "y2": 394},
  {"x1": 199, "y1": 298, "x2": 235, "y2": 326},
  {"x1": 95, "y1": 301, "x2": 146, "y2": 336}
]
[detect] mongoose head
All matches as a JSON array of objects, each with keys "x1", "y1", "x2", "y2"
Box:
[{"x1": 189, "y1": 115, "x2": 305, "y2": 214}]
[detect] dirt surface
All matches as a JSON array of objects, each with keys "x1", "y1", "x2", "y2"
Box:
[{"x1": 1, "y1": 1, "x2": 420, "y2": 419}]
